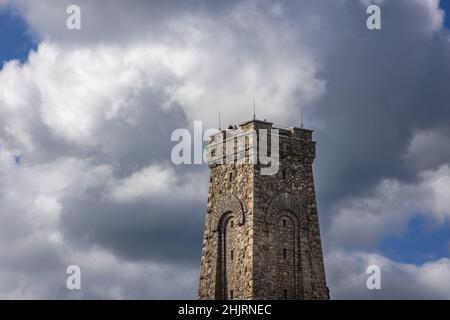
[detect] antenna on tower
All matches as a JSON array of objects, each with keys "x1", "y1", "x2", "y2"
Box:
[
  {"x1": 300, "y1": 108, "x2": 304, "y2": 129},
  {"x1": 253, "y1": 97, "x2": 256, "y2": 120},
  {"x1": 218, "y1": 112, "x2": 221, "y2": 131}
]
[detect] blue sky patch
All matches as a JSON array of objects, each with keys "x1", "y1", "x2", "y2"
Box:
[
  {"x1": 379, "y1": 215, "x2": 450, "y2": 265},
  {"x1": 0, "y1": 5, "x2": 36, "y2": 66},
  {"x1": 14, "y1": 155, "x2": 22, "y2": 166},
  {"x1": 440, "y1": 0, "x2": 450, "y2": 28}
]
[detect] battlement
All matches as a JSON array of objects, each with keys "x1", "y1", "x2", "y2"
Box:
[
  {"x1": 205, "y1": 119, "x2": 316, "y2": 167},
  {"x1": 239, "y1": 119, "x2": 313, "y2": 142}
]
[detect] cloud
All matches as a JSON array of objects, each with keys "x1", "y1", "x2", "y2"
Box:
[
  {"x1": 0, "y1": 145, "x2": 206, "y2": 298},
  {"x1": 0, "y1": 244, "x2": 199, "y2": 299},
  {"x1": 327, "y1": 164, "x2": 450, "y2": 249},
  {"x1": 108, "y1": 163, "x2": 205, "y2": 202},
  {"x1": 4, "y1": 0, "x2": 326, "y2": 127},
  {"x1": 404, "y1": 128, "x2": 450, "y2": 173},
  {"x1": 326, "y1": 250, "x2": 450, "y2": 299},
  {"x1": 1, "y1": 42, "x2": 187, "y2": 148},
  {"x1": 109, "y1": 164, "x2": 177, "y2": 201}
]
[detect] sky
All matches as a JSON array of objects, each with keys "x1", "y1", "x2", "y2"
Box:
[
  {"x1": 0, "y1": 5, "x2": 35, "y2": 63},
  {"x1": 0, "y1": 0, "x2": 449, "y2": 299}
]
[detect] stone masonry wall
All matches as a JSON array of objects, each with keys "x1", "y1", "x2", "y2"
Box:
[{"x1": 198, "y1": 119, "x2": 329, "y2": 300}]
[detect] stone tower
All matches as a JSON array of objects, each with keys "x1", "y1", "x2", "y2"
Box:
[{"x1": 198, "y1": 119, "x2": 329, "y2": 300}]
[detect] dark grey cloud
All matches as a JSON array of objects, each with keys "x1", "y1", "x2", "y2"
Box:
[
  {"x1": 61, "y1": 190, "x2": 206, "y2": 265},
  {"x1": 305, "y1": 1, "x2": 449, "y2": 187}
]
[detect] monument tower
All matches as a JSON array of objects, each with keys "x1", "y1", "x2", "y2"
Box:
[{"x1": 198, "y1": 119, "x2": 329, "y2": 300}]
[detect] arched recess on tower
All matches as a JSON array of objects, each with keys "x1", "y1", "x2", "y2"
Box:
[
  {"x1": 211, "y1": 193, "x2": 245, "y2": 232},
  {"x1": 265, "y1": 192, "x2": 309, "y2": 299},
  {"x1": 212, "y1": 193, "x2": 246, "y2": 300},
  {"x1": 266, "y1": 192, "x2": 309, "y2": 228}
]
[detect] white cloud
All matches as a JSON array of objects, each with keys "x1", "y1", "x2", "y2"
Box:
[
  {"x1": 422, "y1": 165, "x2": 450, "y2": 222},
  {"x1": 108, "y1": 164, "x2": 206, "y2": 202},
  {"x1": 0, "y1": 153, "x2": 111, "y2": 240},
  {"x1": 326, "y1": 251, "x2": 450, "y2": 299},
  {"x1": 328, "y1": 164, "x2": 450, "y2": 248},
  {"x1": 1, "y1": 42, "x2": 191, "y2": 147},
  {"x1": 421, "y1": 0, "x2": 445, "y2": 33},
  {"x1": 326, "y1": 250, "x2": 450, "y2": 299},
  {"x1": 1, "y1": 29, "x2": 322, "y2": 151},
  {"x1": 0, "y1": 147, "x2": 203, "y2": 298},
  {"x1": 109, "y1": 164, "x2": 176, "y2": 201},
  {"x1": 404, "y1": 128, "x2": 450, "y2": 171}
]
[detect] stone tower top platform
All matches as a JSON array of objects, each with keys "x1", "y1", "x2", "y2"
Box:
[
  {"x1": 213, "y1": 119, "x2": 313, "y2": 141},
  {"x1": 206, "y1": 119, "x2": 316, "y2": 167}
]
